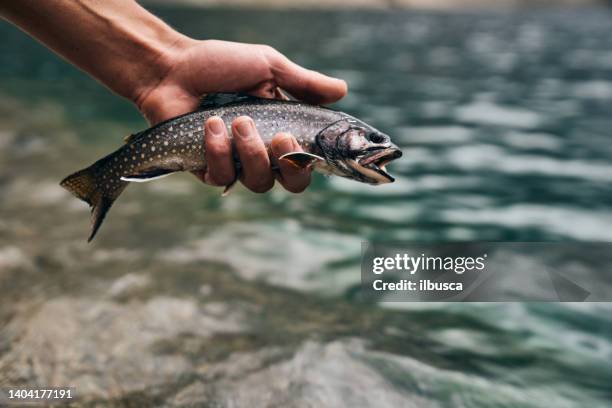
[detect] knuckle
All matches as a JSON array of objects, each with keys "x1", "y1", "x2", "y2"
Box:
[
  {"x1": 259, "y1": 45, "x2": 284, "y2": 69},
  {"x1": 206, "y1": 142, "x2": 231, "y2": 157},
  {"x1": 240, "y1": 144, "x2": 266, "y2": 161},
  {"x1": 248, "y1": 147, "x2": 265, "y2": 159},
  {"x1": 259, "y1": 44, "x2": 277, "y2": 55}
]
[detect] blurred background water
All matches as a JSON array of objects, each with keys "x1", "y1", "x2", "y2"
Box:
[{"x1": 1, "y1": 6, "x2": 612, "y2": 407}]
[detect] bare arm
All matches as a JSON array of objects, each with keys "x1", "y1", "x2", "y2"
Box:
[
  {"x1": 0, "y1": 0, "x2": 182, "y2": 105},
  {"x1": 0, "y1": 0, "x2": 347, "y2": 193}
]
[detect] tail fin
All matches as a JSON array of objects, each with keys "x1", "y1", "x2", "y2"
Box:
[{"x1": 60, "y1": 165, "x2": 127, "y2": 242}]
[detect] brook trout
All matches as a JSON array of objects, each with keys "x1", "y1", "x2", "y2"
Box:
[{"x1": 61, "y1": 93, "x2": 402, "y2": 241}]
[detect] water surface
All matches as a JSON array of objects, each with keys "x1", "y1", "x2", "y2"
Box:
[{"x1": 1, "y1": 7, "x2": 611, "y2": 407}]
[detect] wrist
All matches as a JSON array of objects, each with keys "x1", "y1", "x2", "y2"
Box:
[{"x1": 125, "y1": 24, "x2": 192, "y2": 109}]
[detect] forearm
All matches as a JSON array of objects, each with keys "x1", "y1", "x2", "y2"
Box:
[{"x1": 0, "y1": 0, "x2": 187, "y2": 104}]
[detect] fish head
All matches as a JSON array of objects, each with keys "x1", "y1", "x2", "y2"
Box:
[{"x1": 316, "y1": 119, "x2": 402, "y2": 184}]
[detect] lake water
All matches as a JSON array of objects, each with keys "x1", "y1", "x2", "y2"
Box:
[{"x1": 1, "y1": 6, "x2": 611, "y2": 407}]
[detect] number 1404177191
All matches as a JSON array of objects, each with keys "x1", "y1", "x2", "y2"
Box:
[{"x1": 5, "y1": 388, "x2": 73, "y2": 401}]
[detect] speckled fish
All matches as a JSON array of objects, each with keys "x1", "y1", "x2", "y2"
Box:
[{"x1": 61, "y1": 93, "x2": 403, "y2": 241}]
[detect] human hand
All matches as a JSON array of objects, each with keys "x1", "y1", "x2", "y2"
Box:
[
  {"x1": 202, "y1": 116, "x2": 311, "y2": 193},
  {"x1": 135, "y1": 39, "x2": 347, "y2": 193}
]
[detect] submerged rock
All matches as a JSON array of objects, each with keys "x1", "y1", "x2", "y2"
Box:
[
  {"x1": 0, "y1": 296, "x2": 247, "y2": 401},
  {"x1": 0, "y1": 292, "x2": 414, "y2": 406}
]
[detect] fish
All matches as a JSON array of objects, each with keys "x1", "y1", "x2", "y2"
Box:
[{"x1": 60, "y1": 93, "x2": 403, "y2": 241}]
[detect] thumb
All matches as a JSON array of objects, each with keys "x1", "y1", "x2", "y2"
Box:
[{"x1": 269, "y1": 54, "x2": 348, "y2": 105}]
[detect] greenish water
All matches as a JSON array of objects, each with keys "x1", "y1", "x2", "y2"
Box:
[{"x1": 1, "y1": 7, "x2": 612, "y2": 407}]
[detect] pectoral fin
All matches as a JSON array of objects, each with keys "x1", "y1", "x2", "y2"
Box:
[
  {"x1": 279, "y1": 152, "x2": 324, "y2": 169},
  {"x1": 120, "y1": 169, "x2": 175, "y2": 183}
]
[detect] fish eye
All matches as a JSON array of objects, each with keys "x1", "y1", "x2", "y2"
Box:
[{"x1": 368, "y1": 133, "x2": 386, "y2": 144}]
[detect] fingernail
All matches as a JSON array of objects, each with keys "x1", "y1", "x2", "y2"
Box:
[
  {"x1": 208, "y1": 117, "x2": 224, "y2": 135},
  {"x1": 234, "y1": 118, "x2": 254, "y2": 139}
]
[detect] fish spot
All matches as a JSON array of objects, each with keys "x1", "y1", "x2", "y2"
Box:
[{"x1": 151, "y1": 146, "x2": 156, "y2": 152}]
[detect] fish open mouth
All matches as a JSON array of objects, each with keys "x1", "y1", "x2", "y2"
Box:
[{"x1": 353, "y1": 147, "x2": 403, "y2": 184}]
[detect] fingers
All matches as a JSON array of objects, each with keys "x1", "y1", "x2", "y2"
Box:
[
  {"x1": 232, "y1": 117, "x2": 275, "y2": 193},
  {"x1": 203, "y1": 117, "x2": 235, "y2": 186},
  {"x1": 265, "y1": 50, "x2": 348, "y2": 105},
  {"x1": 200, "y1": 116, "x2": 311, "y2": 194},
  {"x1": 271, "y1": 133, "x2": 311, "y2": 193}
]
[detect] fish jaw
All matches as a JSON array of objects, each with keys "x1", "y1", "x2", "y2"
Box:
[{"x1": 350, "y1": 147, "x2": 403, "y2": 184}]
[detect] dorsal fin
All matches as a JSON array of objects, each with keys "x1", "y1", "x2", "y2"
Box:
[
  {"x1": 198, "y1": 92, "x2": 263, "y2": 110},
  {"x1": 123, "y1": 130, "x2": 146, "y2": 144}
]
